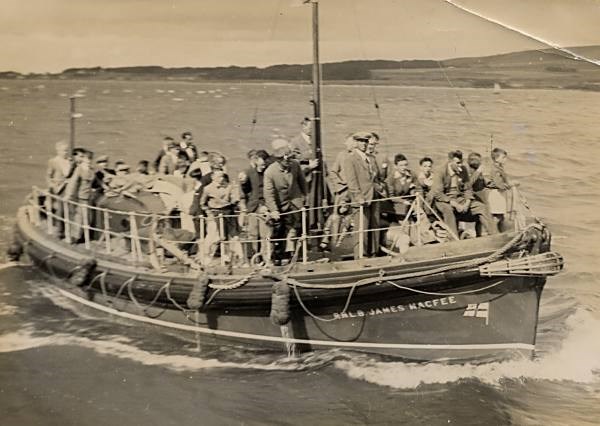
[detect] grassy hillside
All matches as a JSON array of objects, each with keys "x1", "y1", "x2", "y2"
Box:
[{"x1": 2, "y1": 46, "x2": 599, "y2": 91}]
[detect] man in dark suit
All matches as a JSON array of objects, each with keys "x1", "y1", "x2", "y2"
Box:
[
  {"x1": 289, "y1": 117, "x2": 319, "y2": 180},
  {"x1": 239, "y1": 149, "x2": 271, "y2": 260},
  {"x1": 343, "y1": 131, "x2": 384, "y2": 258},
  {"x1": 264, "y1": 139, "x2": 308, "y2": 262},
  {"x1": 430, "y1": 150, "x2": 496, "y2": 238}
]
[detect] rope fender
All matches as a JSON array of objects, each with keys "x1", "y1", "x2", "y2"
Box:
[
  {"x1": 187, "y1": 274, "x2": 210, "y2": 310},
  {"x1": 7, "y1": 225, "x2": 24, "y2": 262},
  {"x1": 270, "y1": 279, "x2": 291, "y2": 326}
]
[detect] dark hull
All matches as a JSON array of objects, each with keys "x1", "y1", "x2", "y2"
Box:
[{"x1": 16, "y1": 207, "x2": 548, "y2": 362}]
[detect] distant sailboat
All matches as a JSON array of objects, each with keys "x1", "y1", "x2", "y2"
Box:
[{"x1": 493, "y1": 82, "x2": 501, "y2": 94}]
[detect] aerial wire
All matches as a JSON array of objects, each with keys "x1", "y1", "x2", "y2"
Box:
[
  {"x1": 350, "y1": 0, "x2": 388, "y2": 157},
  {"x1": 249, "y1": 0, "x2": 285, "y2": 138}
]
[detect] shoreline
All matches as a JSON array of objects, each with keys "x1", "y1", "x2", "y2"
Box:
[{"x1": 1, "y1": 77, "x2": 599, "y2": 93}]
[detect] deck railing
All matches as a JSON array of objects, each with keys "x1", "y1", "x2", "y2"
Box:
[{"x1": 26, "y1": 185, "x2": 527, "y2": 270}]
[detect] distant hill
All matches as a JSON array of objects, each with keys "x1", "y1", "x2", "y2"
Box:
[{"x1": 3, "y1": 46, "x2": 599, "y2": 91}]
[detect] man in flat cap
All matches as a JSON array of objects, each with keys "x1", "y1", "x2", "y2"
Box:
[
  {"x1": 263, "y1": 139, "x2": 308, "y2": 264},
  {"x1": 343, "y1": 131, "x2": 385, "y2": 258}
]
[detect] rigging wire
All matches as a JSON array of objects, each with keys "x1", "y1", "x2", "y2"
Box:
[
  {"x1": 350, "y1": 0, "x2": 388, "y2": 154},
  {"x1": 441, "y1": 0, "x2": 600, "y2": 153},
  {"x1": 443, "y1": 0, "x2": 600, "y2": 68},
  {"x1": 249, "y1": 0, "x2": 285, "y2": 137}
]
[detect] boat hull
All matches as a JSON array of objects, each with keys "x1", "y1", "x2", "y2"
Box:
[{"x1": 16, "y1": 206, "x2": 547, "y2": 363}]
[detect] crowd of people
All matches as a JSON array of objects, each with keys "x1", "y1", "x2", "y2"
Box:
[{"x1": 45, "y1": 119, "x2": 519, "y2": 266}]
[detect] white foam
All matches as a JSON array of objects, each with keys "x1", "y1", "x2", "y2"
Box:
[
  {"x1": 172, "y1": 98, "x2": 184, "y2": 101},
  {"x1": 335, "y1": 309, "x2": 600, "y2": 389},
  {"x1": 0, "y1": 304, "x2": 18, "y2": 316},
  {"x1": 0, "y1": 327, "x2": 302, "y2": 373},
  {"x1": 196, "y1": 90, "x2": 206, "y2": 94},
  {"x1": 0, "y1": 262, "x2": 20, "y2": 271}
]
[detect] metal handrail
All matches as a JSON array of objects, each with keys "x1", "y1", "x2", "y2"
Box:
[{"x1": 29, "y1": 185, "x2": 525, "y2": 269}]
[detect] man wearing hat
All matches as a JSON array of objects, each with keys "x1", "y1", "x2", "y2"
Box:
[
  {"x1": 343, "y1": 131, "x2": 384, "y2": 258},
  {"x1": 263, "y1": 139, "x2": 308, "y2": 263}
]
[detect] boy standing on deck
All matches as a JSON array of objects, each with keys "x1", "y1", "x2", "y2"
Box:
[{"x1": 199, "y1": 170, "x2": 245, "y2": 263}]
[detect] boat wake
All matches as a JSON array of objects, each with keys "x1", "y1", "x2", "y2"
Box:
[
  {"x1": 333, "y1": 308, "x2": 600, "y2": 389},
  {"x1": 1, "y1": 270, "x2": 599, "y2": 389}
]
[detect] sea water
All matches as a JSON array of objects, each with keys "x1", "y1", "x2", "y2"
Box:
[{"x1": 0, "y1": 79, "x2": 599, "y2": 425}]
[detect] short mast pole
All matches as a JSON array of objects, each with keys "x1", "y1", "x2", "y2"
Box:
[
  {"x1": 309, "y1": 0, "x2": 325, "y2": 229},
  {"x1": 69, "y1": 94, "x2": 83, "y2": 155},
  {"x1": 69, "y1": 95, "x2": 77, "y2": 154}
]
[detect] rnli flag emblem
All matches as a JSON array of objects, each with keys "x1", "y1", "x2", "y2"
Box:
[{"x1": 463, "y1": 303, "x2": 490, "y2": 325}]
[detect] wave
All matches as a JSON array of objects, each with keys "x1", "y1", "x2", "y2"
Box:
[
  {"x1": 334, "y1": 309, "x2": 600, "y2": 389},
  {"x1": 0, "y1": 326, "x2": 315, "y2": 373}
]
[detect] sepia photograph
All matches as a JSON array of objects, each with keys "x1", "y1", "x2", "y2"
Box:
[{"x1": 0, "y1": 0, "x2": 599, "y2": 425}]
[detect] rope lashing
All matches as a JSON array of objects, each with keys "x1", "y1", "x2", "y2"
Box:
[
  {"x1": 126, "y1": 280, "x2": 168, "y2": 318},
  {"x1": 165, "y1": 279, "x2": 189, "y2": 312},
  {"x1": 67, "y1": 258, "x2": 96, "y2": 287}
]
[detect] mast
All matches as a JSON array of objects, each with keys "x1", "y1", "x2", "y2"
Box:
[
  {"x1": 309, "y1": 0, "x2": 326, "y2": 229},
  {"x1": 69, "y1": 94, "x2": 83, "y2": 156}
]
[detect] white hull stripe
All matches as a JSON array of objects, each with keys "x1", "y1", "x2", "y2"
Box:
[{"x1": 58, "y1": 289, "x2": 535, "y2": 352}]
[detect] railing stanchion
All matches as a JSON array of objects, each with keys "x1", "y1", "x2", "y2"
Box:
[
  {"x1": 266, "y1": 236, "x2": 272, "y2": 264},
  {"x1": 103, "y1": 209, "x2": 111, "y2": 253},
  {"x1": 129, "y1": 212, "x2": 140, "y2": 261},
  {"x1": 358, "y1": 204, "x2": 364, "y2": 259},
  {"x1": 82, "y1": 203, "x2": 91, "y2": 249},
  {"x1": 218, "y1": 214, "x2": 226, "y2": 266},
  {"x1": 301, "y1": 207, "x2": 308, "y2": 264},
  {"x1": 46, "y1": 192, "x2": 54, "y2": 234},
  {"x1": 416, "y1": 195, "x2": 422, "y2": 247},
  {"x1": 31, "y1": 186, "x2": 41, "y2": 225},
  {"x1": 63, "y1": 199, "x2": 71, "y2": 244},
  {"x1": 198, "y1": 215, "x2": 205, "y2": 259}
]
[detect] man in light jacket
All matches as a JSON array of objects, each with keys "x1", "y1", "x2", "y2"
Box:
[{"x1": 263, "y1": 139, "x2": 308, "y2": 263}]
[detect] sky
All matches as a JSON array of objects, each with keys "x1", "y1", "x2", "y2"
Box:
[{"x1": 1, "y1": 0, "x2": 599, "y2": 73}]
